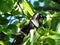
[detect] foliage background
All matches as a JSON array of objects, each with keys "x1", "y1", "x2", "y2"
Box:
[{"x1": 0, "y1": 0, "x2": 60, "y2": 45}]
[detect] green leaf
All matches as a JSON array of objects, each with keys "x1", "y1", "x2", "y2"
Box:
[
  {"x1": 0, "y1": 26, "x2": 3, "y2": 32},
  {"x1": 11, "y1": 9, "x2": 21, "y2": 15},
  {"x1": 7, "y1": 24, "x2": 17, "y2": 31},
  {"x1": 34, "y1": 1, "x2": 39, "y2": 7},
  {"x1": 5, "y1": 24, "x2": 18, "y2": 35},
  {"x1": 0, "y1": 41, "x2": 4, "y2": 45},
  {"x1": 44, "y1": 0, "x2": 51, "y2": 7},
  {"x1": 49, "y1": 30, "x2": 58, "y2": 35},
  {"x1": 23, "y1": 35, "x2": 30, "y2": 45},
  {"x1": 21, "y1": 1, "x2": 34, "y2": 16},
  {"x1": 23, "y1": 35, "x2": 30, "y2": 43},
  {"x1": 33, "y1": 31, "x2": 40, "y2": 42},
  {"x1": 0, "y1": 0, "x2": 14, "y2": 12},
  {"x1": 44, "y1": 38, "x2": 55, "y2": 45},
  {"x1": 0, "y1": 17, "x2": 8, "y2": 25},
  {"x1": 39, "y1": 0, "x2": 44, "y2": 2},
  {"x1": 0, "y1": 32, "x2": 7, "y2": 40},
  {"x1": 51, "y1": 18, "x2": 58, "y2": 31},
  {"x1": 49, "y1": 34, "x2": 60, "y2": 39},
  {"x1": 46, "y1": 20, "x2": 51, "y2": 29},
  {"x1": 55, "y1": 39, "x2": 60, "y2": 45}
]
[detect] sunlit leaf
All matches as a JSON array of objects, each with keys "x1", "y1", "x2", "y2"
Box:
[
  {"x1": 21, "y1": 1, "x2": 34, "y2": 16},
  {"x1": 49, "y1": 34, "x2": 60, "y2": 39},
  {"x1": 0, "y1": 41, "x2": 4, "y2": 45}
]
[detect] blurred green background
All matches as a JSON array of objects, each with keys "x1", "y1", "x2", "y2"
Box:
[{"x1": 0, "y1": 0, "x2": 60, "y2": 45}]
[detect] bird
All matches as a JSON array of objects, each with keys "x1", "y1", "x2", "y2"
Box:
[{"x1": 12, "y1": 13, "x2": 46, "y2": 45}]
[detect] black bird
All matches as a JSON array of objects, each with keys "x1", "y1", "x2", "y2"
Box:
[
  {"x1": 12, "y1": 13, "x2": 45, "y2": 45},
  {"x1": 21, "y1": 13, "x2": 42, "y2": 34}
]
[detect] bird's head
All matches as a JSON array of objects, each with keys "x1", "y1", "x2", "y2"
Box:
[{"x1": 32, "y1": 13, "x2": 46, "y2": 20}]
